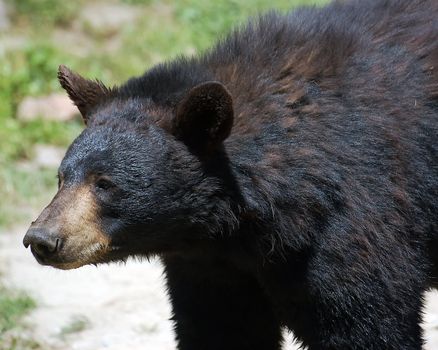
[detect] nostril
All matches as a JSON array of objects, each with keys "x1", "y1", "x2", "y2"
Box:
[
  {"x1": 33, "y1": 243, "x2": 52, "y2": 257},
  {"x1": 54, "y1": 238, "x2": 60, "y2": 252},
  {"x1": 51, "y1": 238, "x2": 61, "y2": 253},
  {"x1": 23, "y1": 228, "x2": 61, "y2": 257}
]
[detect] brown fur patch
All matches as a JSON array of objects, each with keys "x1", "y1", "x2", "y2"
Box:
[
  {"x1": 31, "y1": 185, "x2": 111, "y2": 269},
  {"x1": 58, "y1": 186, "x2": 110, "y2": 268}
]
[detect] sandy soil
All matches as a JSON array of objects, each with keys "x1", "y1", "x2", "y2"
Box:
[{"x1": 1, "y1": 227, "x2": 438, "y2": 350}]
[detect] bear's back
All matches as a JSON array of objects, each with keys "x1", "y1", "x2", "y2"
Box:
[{"x1": 204, "y1": 0, "x2": 438, "y2": 250}]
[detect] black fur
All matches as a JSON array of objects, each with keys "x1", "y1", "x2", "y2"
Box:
[{"x1": 34, "y1": 0, "x2": 438, "y2": 349}]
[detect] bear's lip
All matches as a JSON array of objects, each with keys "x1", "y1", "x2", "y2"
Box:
[
  {"x1": 29, "y1": 247, "x2": 75, "y2": 269},
  {"x1": 30, "y1": 246, "x2": 50, "y2": 266},
  {"x1": 29, "y1": 245, "x2": 68, "y2": 268},
  {"x1": 30, "y1": 243, "x2": 127, "y2": 270}
]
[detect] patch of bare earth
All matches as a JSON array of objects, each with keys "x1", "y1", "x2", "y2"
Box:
[{"x1": 1, "y1": 227, "x2": 175, "y2": 350}]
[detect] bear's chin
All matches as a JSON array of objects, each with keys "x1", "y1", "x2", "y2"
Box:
[
  {"x1": 30, "y1": 243, "x2": 130, "y2": 270},
  {"x1": 37, "y1": 254, "x2": 127, "y2": 270}
]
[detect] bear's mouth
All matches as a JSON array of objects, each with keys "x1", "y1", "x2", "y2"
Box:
[{"x1": 29, "y1": 244, "x2": 126, "y2": 270}]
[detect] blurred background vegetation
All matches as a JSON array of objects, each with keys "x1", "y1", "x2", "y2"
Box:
[{"x1": 0, "y1": 0, "x2": 327, "y2": 348}]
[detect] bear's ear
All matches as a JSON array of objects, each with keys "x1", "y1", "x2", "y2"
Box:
[
  {"x1": 58, "y1": 65, "x2": 110, "y2": 125},
  {"x1": 172, "y1": 81, "x2": 234, "y2": 154}
]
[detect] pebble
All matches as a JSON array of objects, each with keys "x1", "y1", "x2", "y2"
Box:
[
  {"x1": 0, "y1": 0, "x2": 10, "y2": 31},
  {"x1": 33, "y1": 144, "x2": 66, "y2": 168},
  {"x1": 17, "y1": 93, "x2": 79, "y2": 122},
  {"x1": 80, "y1": 3, "x2": 138, "y2": 36}
]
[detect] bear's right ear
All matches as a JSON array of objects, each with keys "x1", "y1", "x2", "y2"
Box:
[
  {"x1": 172, "y1": 81, "x2": 234, "y2": 154},
  {"x1": 58, "y1": 65, "x2": 110, "y2": 125}
]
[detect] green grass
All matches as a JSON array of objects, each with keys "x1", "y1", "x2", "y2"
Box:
[
  {"x1": 58, "y1": 315, "x2": 90, "y2": 339},
  {"x1": 6, "y1": 0, "x2": 82, "y2": 27},
  {"x1": 0, "y1": 286, "x2": 39, "y2": 350},
  {"x1": 0, "y1": 288, "x2": 35, "y2": 334},
  {"x1": 0, "y1": 338, "x2": 41, "y2": 350},
  {"x1": 0, "y1": 167, "x2": 59, "y2": 226}
]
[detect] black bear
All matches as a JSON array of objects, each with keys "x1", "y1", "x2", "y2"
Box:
[{"x1": 23, "y1": 0, "x2": 437, "y2": 349}]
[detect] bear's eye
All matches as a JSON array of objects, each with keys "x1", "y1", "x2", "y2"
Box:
[
  {"x1": 95, "y1": 178, "x2": 115, "y2": 191},
  {"x1": 57, "y1": 173, "x2": 64, "y2": 189}
]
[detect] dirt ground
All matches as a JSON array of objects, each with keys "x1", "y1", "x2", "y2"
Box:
[{"x1": 2, "y1": 227, "x2": 438, "y2": 350}]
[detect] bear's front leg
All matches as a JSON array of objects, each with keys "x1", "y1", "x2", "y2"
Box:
[{"x1": 163, "y1": 255, "x2": 282, "y2": 350}]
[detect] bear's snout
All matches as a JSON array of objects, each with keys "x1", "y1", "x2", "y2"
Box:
[
  {"x1": 23, "y1": 184, "x2": 114, "y2": 269},
  {"x1": 23, "y1": 227, "x2": 62, "y2": 264}
]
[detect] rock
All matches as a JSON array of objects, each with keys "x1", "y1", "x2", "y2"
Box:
[
  {"x1": 0, "y1": 35, "x2": 27, "y2": 54},
  {"x1": 80, "y1": 3, "x2": 138, "y2": 36},
  {"x1": 52, "y1": 28, "x2": 95, "y2": 57},
  {"x1": 0, "y1": 0, "x2": 10, "y2": 31},
  {"x1": 33, "y1": 144, "x2": 66, "y2": 168},
  {"x1": 17, "y1": 93, "x2": 79, "y2": 122}
]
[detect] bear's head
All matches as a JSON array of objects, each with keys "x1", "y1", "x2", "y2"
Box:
[{"x1": 23, "y1": 65, "x2": 239, "y2": 269}]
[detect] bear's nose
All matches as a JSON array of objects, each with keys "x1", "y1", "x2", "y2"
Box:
[{"x1": 23, "y1": 228, "x2": 61, "y2": 259}]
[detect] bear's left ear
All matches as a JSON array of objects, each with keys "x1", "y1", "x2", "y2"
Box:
[
  {"x1": 58, "y1": 65, "x2": 111, "y2": 125},
  {"x1": 172, "y1": 81, "x2": 234, "y2": 153}
]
